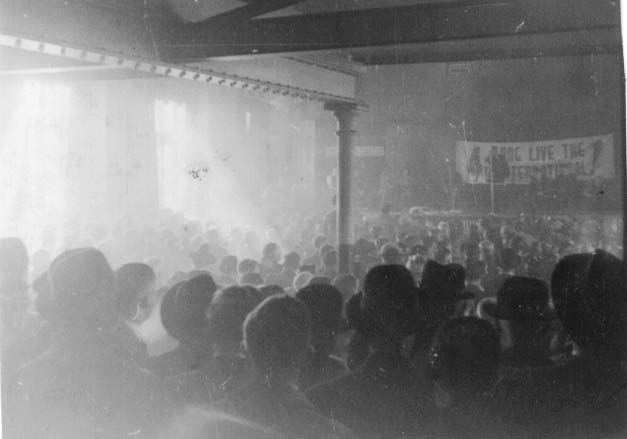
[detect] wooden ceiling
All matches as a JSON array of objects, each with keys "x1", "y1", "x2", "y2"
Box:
[{"x1": 0, "y1": 0, "x2": 622, "y2": 66}]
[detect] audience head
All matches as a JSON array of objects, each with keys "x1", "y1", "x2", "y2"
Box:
[
  {"x1": 259, "y1": 284, "x2": 284, "y2": 298},
  {"x1": 283, "y1": 252, "x2": 301, "y2": 271},
  {"x1": 114, "y1": 262, "x2": 156, "y2": 322},
  {"x1": 499, "y1": 248, "x2": 521, "y2": 273},
  {"x1": 238, "y1": 259, "x2": 259, "y2": 276},
  {"x1": 219, "y1": 255, "x2": 238, "y2": 276},
  {"x1": 354, "y1": 265, "x2": 420, "y2": 343},
  {"x1": 243, "y1": 295, "x2": 311, "y2": 383},
  {"x1": 0, "y1": 237, "x2": 29, "y2": 290},
  {"x1": 49, "y1": 247, "x2": 116, "y2": 329},
  {"x1": 332, "y1": 273, "x2": 357, "y2": 302},
  {"x1": 485, "y1": 276, "x2": 555, "y2": 351},
  {"x1": 309, "y1": 275, "x2": 331, "y2": 286},
  {"x1": 292, "y1": 271, "x2": 314, "y2": 292},
  {"x1": 207, "y1": 285, "x2": 263, "y2": 349},
  {"x1": 262, "y1": 242, "x2": 281, "y2": 264},
  {"x1": 241, "y1": 272, "x2": 264, "y2": 287},
  {"x1": 295, "y1": 284, "x2": 343, "y2": 355},
  {"x1": 380, "y1": 242, "x2": 404, "y2": 265},
  {"x1": 322, "y1": 249, "x2": 338, "y2": 270},
  {"x1": 161, "y1": 273, "x2": 217, "y2": 344},
  {"x1": 429, "y1": 317, "x2": 500, "y2": 405},
  {"x1": 552, "y1": 249, "x2": 626, "y2": 355}
]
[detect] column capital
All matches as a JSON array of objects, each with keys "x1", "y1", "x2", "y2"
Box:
[{"x1": 324, "y1": 101, "x2": 362, "y2": 132}]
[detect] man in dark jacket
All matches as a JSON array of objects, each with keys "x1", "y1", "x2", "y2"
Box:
[
  {"x1": 307, "y1": 265, "x2": 434, "y2": 439},
  {"x1": 4, "y1": 248, "x2": 171, "y2": 438},
  {"x1": 215, "y1": 294, "x2": 355, "y2": 439}
]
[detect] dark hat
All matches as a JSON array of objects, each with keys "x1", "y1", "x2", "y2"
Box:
[
  {"x1": 49, "y1": 247, "x2": 116, "y2": 325},
  {"x1": 296, "y1": 284, "x2": 344, "y2": 337},
  {"x1": 551, "y1": 249, "x2": 626, "y2": 348},
  {"x1": 161, "y1": 273, "x2": 217, "y2": 342},
  {"x1": 420, "y1": 260, "x2": 473, "y2": 301},
  {"x1": 484, "y1": 276, "x2": 555, "y2": 321},
  {"x1": 362, "y1": 264, "x2": 420, "y2": 312},
  {"x1": 207, "y1": 285, "x2": 263, "y2": 344}
]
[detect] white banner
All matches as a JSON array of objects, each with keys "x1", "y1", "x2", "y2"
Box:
[{"x1": 456, "y1": 134, "x2": 615, "y2": 184}]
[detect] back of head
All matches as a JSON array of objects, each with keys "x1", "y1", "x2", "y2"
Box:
[
  {"x1": 332, "y1": 273, "x2": 357, "y2": 300},
  {"x1": 380, "y1": 242, "x2": 404, "y2": 265},
  {"x1": 552, "y1": 249, "x2": 626, "y2": 351},
  {"x1": 207, "y1": 286, "x2": 263, "y2": 346},
  {"x1": 296, "y1": 284, "x2": 343, "y2": 350},
  {"x1": 322, "y1": 249, "x2": 338, "y2": 269},
  {"x1": 360, "y1": 264, "x2": 419, "y2": 341},
  {"x1": 500, "y1": 248, "x2": 520, "y2": 272},
  {"x1": 219, "y1": 255, "x2": 238, "y2": 275},
  {"x1": 243, "y1": 295, "x2": 311, "y2": 382},
  {"x1": 161, "y1": 273, "x2": 217, "y2": 343},
  {"x1": 293, "y1": 271, "x2": 314, "y2": 291},
  {"x1": 259, "y1": 284, "x2": 284, "y2": 298},
  {"x1": 283, "y1": 252, "x2": 301, "y2": 271},
  {"x1": 238, "y1": 259, "x2": 259, "y2": 276},
  {"x1": 0, "y1": 237, "x2": 29, "y2": 287},
  {"x1": 241, "y1": 272, "x2": 264, "y2": 286},
  {"x1": 429, "y1": 317, "x2": 500, "y2": 397},
  {"x1": 309, "y1": 276, "x2": 331, "y2": 286},
  {"x1": 49, "y1": 248, "x2": 116, "y2": 328},
  {"x1": 115, "y1": 263, "x2": 156, "y2": 320}
]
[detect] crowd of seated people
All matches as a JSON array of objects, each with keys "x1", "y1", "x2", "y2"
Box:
[{"x1": 1, "y1": 205, "x2": 626, "y2": 439}]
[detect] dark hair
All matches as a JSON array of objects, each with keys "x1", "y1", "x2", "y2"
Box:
[
  {"x1": 322, "y1": 250, "x2": 338, "y2": 268},
  {"x1": 207, "y1": 286, "x2": 263, "y2": 345},
  {"x1": 160, "y1": 274, "x2": 217, "y2": 343},
  {"x1": 244, "y1": 295, "x2": 311, "y2": 379},
  {"x1": 429, "y1": 317, "x2": 500, "y2": 395},
  {"x1": 49, "y1": 248, "x2": 116, "y2": 327},
  {"x1": 500, "y1": 248, "x2": 521, "y2": 271},
  {"x1": 283, "y1": 252, "x2": 301, "y2": 270},
  {"x1": 262, "y1": 243, "x2": 279, "y2": 258},
  {"x1": 241, "y1": 272, "x2": 264, "y2": 286},
  {"x1": 115, "y1": 263, "x2": 156, "y2": 320},
  {"x1": 259, "y1": 284, "x2": 284, "y2": 297},
  {"x1": 299, "y1": 264, "x2": 316, "y2": 275},
  {"x1": 238, "y1": 259, "x2": 259, "y2": 275},
  {"x1": 309, "y1": 276, "x2": 331, "y2": 286},
  {"x1": 220, "y1": 255, "x2": 238, "y2": 275},
  {"x1": 0, "y1": 237, "x2": 29, "y2": 278},
  {"x1": 295, "y1": 284, "x2": 343, "y2": 349}
]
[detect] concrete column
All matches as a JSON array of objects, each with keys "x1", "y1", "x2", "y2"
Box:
[{"x1": 325, "y1": 102, "x2": 359, "y2": 274}]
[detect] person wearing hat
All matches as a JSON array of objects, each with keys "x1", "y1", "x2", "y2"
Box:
[
  {"x1": 307, "y1": 265, "x2": 433, "y2": 439},
  {"x1": 4, "y1": 248, "x2": 171, "y2": 438},
  {"x1": 146, "y1": 273, "x2": 217, "y2": 378},
  {"x1": 483, "y1": 277, "x2": 558, "y2": 367},
  {"x1": 296, "y1": 284, "x2": 347, "y2": 390},
  {"x1": 545, "y1": 249, "x2": 626, "y2": 438},
  {"x1": 413, "y1": 260, "x2": 474, "y2": 355},
  {"x1": 214, "y1": 294, "x2": 355, "y2": 439},
  {"x1": 483, "y1": 247, "x2": 521, "y2": 297},
  {"x1": 428, "y1": 317, "x2": 505, "y2": 439},
  {"x1": 489, "y1": 275, "x2": 595, "y2": 437},
  {"x1": 167, "y1": 285, "x2": 263, "y2": 405}
]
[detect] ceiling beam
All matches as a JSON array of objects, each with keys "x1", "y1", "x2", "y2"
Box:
[
  {"x1": 159, "y1": 0, "x2": 621, "y2": 61},
  {"x1": 199, "y1": 0, "x2": 306, "y2": 24}
]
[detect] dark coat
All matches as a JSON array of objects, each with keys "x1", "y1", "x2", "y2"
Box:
[
  {"x1": 307, "y1": 349, "x2": 434, "y2": 439},
  {"x1": 215, "y1": 379, "x2": 355, "y2": 439},
  {"x1": 3, "y1": 326, "x2": 172, "y2": 439}
]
